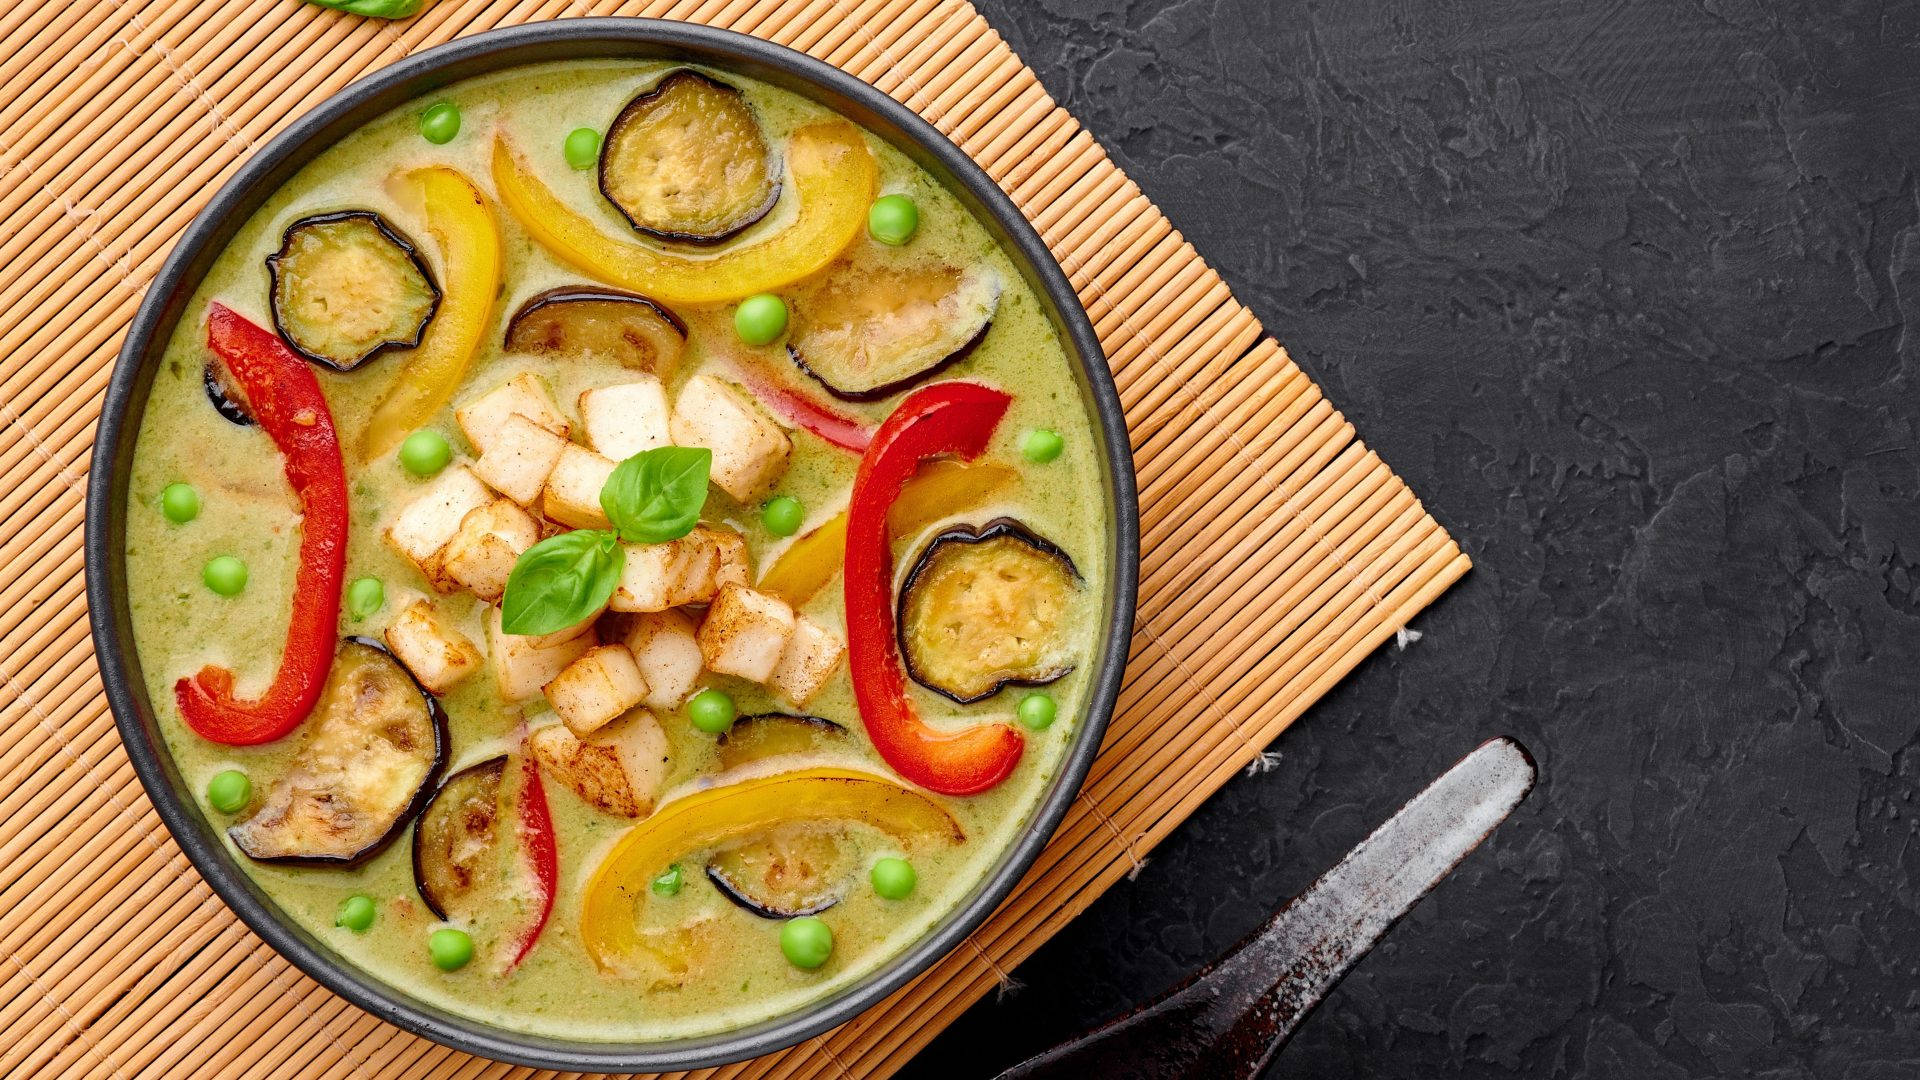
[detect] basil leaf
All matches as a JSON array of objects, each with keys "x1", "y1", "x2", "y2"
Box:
[
  {"x1": 600, "y1": 446, "x2": 713, "y2": 544},
  {"x1": 302, "y1": 0, "x2": 423, "y2": 18},
  {"x1": 501, "y1": 530, "x2": 625, "y2": 636}
]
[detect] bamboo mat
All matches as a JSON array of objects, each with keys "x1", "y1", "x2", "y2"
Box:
[{"x1": 0, "y1": 0, "x2": 1469, "y2": 1076}]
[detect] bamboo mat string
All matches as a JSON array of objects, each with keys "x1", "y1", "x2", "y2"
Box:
[{"x1": 0, "y1": 1, "x2": 1468, "y2": 1076}]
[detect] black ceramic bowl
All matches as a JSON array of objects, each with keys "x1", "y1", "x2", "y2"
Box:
[{"x1": 84, "y1": 17, "x2": 1138, "y2": 1073}]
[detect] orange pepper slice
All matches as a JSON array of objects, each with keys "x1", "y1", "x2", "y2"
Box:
[
  {"x1": 491, "y1": 121, "x2": 876, "y2": 306},
  {"x1": 580, "y1": 768, "x2": 963, "y2": 974},
  {"x1": 361, "y1": 166, "x2": 502, "y2": 460},
  {"x1": 757, "y1": 459, "x2": 1017, "y2": 607}
]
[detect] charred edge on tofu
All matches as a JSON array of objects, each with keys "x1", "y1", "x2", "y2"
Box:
[
  {"x1": 897, "y1": 518, "x2": 1081, "y2": 705},
  {"x1": 411, "y1": 754, "x2": 509, "y2": 921},
  {"x1": 227, "y1": 637, "x2": 450, "y2": 867},
  {"x1": 265, "y1": 211, "x2": 440, "y2": 372}
]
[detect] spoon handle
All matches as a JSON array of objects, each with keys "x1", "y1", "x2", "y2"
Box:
[{"x1": 995, "y1": 737, "x2": 1536, "y2": 1080}]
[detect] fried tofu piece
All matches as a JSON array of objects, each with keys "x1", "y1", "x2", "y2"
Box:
[
  {"x1": 541, "y1": 444, "x2": 617, "y2": 530},
  {"x1": 768, "y1": 613, "x2": 844, "y2": 707},
  {"x1": 473, "y1": 412, "x2": 569, "y2": 506},
  {"x1": 528, "y1": 710, "x2": 669, "y2": 818},
  {"x1": 618, "y1": 609, "x2": 704, "y2": 710},
  {"x1": 697, "y1": 584, "x2": 796, "y2": 683},
  {"x1": 383, "y1": 465, "x2": 493, "y2": 590},
  {"x1": 440, "y1": 498, "x2": 540, "y2": 602},
  {"x1": 456, "y1": 373, "x2": 568, "y2": 454},
  {"x1": 545, "y1": 644, "x2": 650, "y2": 737},
  {"x1": 383, "y1": 598, "x2": 483, "y2": 693},
  {"x1": 579, "y1": 377, "x2": 671, "y2": 462},
  {"x1": 611, "y1": 525, "x2": 748, "y2": 612},
  {"x1": 487, "y1": 606, "x2": 595, "y2": 702},
  {"x1": 668, "y1": 374, "x2": 791, "y2": 502}
]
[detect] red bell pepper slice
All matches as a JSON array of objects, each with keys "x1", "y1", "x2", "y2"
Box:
[
  {"x1": 730, "y1": 362, "x2": 873, "y2": 453},
  {"x1": 844, "y1": 382, "x2": 1023, "y2": 795},
  {"x1": 507, "y1": 742, "x2": 558, "y2": 969},
  {"x1": 174, "y1": 304, "x2": 349, "y2": 746}
]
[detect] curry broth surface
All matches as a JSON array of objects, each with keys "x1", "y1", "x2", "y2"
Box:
[{"x1": 125, "y1": 61, "x2": 1110, "y2": 1041}]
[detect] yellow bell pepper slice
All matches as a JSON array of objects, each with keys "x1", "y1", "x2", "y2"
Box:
[
  {"x1": 491, "y1": 121, "x2": 876, "y2": 306},
  {"x1": 361, "y1": 166, "x2": 502, "y2": 461},
  {"x1": 581, "y1": 768, "x2": 964, "y2": 974},
  {"x1": 758, "y1": 459, "x2": 1017, "y2": 606}
]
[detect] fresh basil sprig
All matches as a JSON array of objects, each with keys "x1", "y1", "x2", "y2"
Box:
[
  {"x1": 500, "y1": 529, "x2": 625, "y2": 636},
  {"x1": 301, "y1": 0, "x2": 424, "y2": 19},
  {"x1": 600, "y1": 446, "x2": 713, "y2": 544}
]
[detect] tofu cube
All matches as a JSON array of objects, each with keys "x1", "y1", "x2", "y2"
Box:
[
  {"x1": 456, "y1": 373, "x2": 567, "y2": 454},
  {"x1": 697, "y1": 584, "x2": 796, "y2": 683},
  {"x1": 669, "y1": 375, "x2": 791, "y2": 502},
  {"x1": 383, "y1": 598, "x2": 483, "y2": 693},
  {"x1": 611, "y1": 525, "x2": 747, "y2": 612},
  {"x1": 473, "y1": 412, "x2": 569, "y2": 506},
  {"x1": 440, "y1": 499, "x2": 539, "y2": 602},
  {"x1": 769, "y1": 614, "x2": 845, "y2": 707},
  {"x1": 545, "y1": 644, "x2": 649, "y2": 737},
  {"x1": 487, "y1": 606, "x2": 595, "y2": 701},
  {"x1": 527, "y1": 710, "x2": 669, "y2": 818},
  {"x1": 383, "y1": 465, "x2": 493, "y2": 589},
  {"x1": 579, "y1": 378, "x2": 671, "y2": 461},
  {"x1": 541, "y1": 444, "x2": 617, "y2": 530},
  {"x1": 619, "y1": 609, "x2": 704, "y2": 710}
]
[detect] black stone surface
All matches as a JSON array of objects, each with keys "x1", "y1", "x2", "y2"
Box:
[{"x1": 902, "y1": 1, "x2": 1920, "y2": 1076}]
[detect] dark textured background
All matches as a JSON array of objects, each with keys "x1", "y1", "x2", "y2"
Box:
[{"x1": 901, "y1": 0, "x2": 1920, "y2": 1076}]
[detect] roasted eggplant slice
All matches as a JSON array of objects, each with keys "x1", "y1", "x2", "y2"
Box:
[
  {"x1": 229, "y1": 638, "x2": 448, "y2": 865},
  {"x1": 411, "y1": 755, "x2": 507, "y2": 921},
  {"x1": 203, "y1": 359, "x2": 254, "y2": 426},
  {"x1": 899, "y1": 519, "x2": 1081, "y2": 704},
  {"x1": 599, "y1": 70, "x2": 780, "y2": 244},
  {"x1": 503, "y1": 287, "x2": 686, "y2": 378},
  {"x1": 787, "y1": 262, "x2": 999, "y2": 401},
  {"x1": 266, "y1": 211, "x2": 439, "y2": 371},
  {"x1": 715, "y1": 713, "x2": 849, "y2": 771},
  {"x1": 705, "y1": 823, "x2": 855, "y2": 919}
]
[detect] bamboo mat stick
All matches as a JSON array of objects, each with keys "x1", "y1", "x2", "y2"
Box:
[{"x1": 0, "y1": 1, "x2": 1468, "y2": 1077}]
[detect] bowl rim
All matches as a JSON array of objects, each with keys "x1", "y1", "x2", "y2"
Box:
[{"x1": 84, "y1": 17, "x2": 1138, "y2": 1072}]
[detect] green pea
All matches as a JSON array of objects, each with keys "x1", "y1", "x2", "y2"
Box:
[
  {"x1": 347, "y1": 577, "x2": 385, "y2": 621},
  {"x1": 651, "y1": 864, "x2": 684, "y2": 897},
  {"x1": 1021, "y1": 428, "x2": 1064, "y2": 464},
  {"x1": 563, "y1": 127, "x2": 601, "y2": 170},
  {"x1": 428, "y1": 927, "x2": 473, "y2": 971},
  {"x1": 687, "y1": 689, "x2": 736, "y2": 734},
  {"x1": 335, "y1": 894, "x2": 377, "y2": 933},
  {"x1": 419, "y1": 102, "x2": 461, "y2": 145},
  {"x1": 761, "y1": 495, "x2": 804, "y2": 537},
  {"x1": 780, "y1": 915, "x2": 833, "y2": 969},
  {"x1": 206, "y1": 769, "x2": 251, "y2": 814},
  {"x1": 1017, "y1": 692, "x2": 1057, "y2": 730},
  {"x1": 867, "y1": 194, "x2": 920, "y2": 246},
  {"x1": 734, "y1": 293, "x2": 789, "y2": 346},
  {"x1": 870, "y1": 857, "x2": 917, "y2": 900},
  {"x1": 398, "y1": 429, "x2": 452, "y2": 477},
  {"x1": 203, "y1": 555, "x2": 248, "y2": 596},
  {"x1": 161, "y1": 483, "x2": 201, "y2": 524}
]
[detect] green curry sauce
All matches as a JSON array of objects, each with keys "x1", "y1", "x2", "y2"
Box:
[{"x1": 125, "y1": 61, "x2": 1109, "y2": 1041}]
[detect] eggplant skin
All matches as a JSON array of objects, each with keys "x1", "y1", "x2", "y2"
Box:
[
  {"x1": 898, "y1": 518, "x2": 1082, "y2": 705},
  {"x1": 203, "y1": 359, "x2": 255, "y2": 427},
  {"x1": 705, "y1": 824, "x2": 852, "y2": 919},
  {"x1": 714, "y1": 713, "x2": 848, "y2": 771},
  {"x1": 597, "y1": 70, "x2": 781, "y2": 245},
  {"x1": 266, "y1": 211, "x2": 440, "y2": 372},
  {"x1": 411, "y1": 755, "x2": 509, "y2": 921},
  {"x1": 228, "y1": 637, "x2": 449, "y2": 868},
  {"x1": 503, "y1": 286, "x2": 687, "y2": 377}
]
